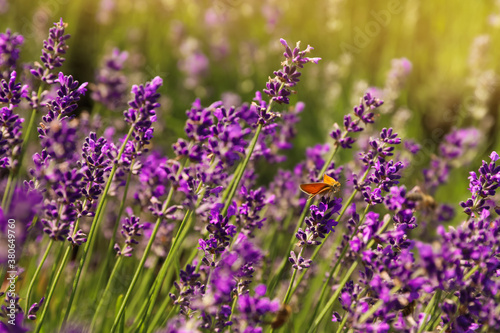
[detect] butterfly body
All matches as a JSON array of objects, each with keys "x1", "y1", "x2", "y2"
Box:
[{"x1": 299, "y1": 174, "x2": 340, "y2": 199}]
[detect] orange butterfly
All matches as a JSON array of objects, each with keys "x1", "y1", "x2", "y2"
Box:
[{"x1": 299, "y1": 174, "x2": 340, "y2": 199}]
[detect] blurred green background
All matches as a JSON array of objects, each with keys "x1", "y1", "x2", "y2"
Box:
[{"x1": 2, "y1": 0, "x2": 500, "y2": 214}]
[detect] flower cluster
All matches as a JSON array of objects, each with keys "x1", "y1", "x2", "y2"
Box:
[
  {"x1": 30, "y1": 18, "x2": 70, "y2": 84},
  {"x1": 91, "y1": 48, "x2": 129, "y2": 111},
  {"x1": 460, "y1": 151, "x2": 500, "y2": 216},
  {"x1": 423, "y1": 127, "x2": 480, "y2": 194},
  {"x1": 290, "y1": 197, "x2": 342, "y2": 270},
  {"x1": 0, "y1": 29, "x2": 24, "y2": 79},
  {"x1": 42, "y1": 72, "x2": 88, "y2": 120},
  {"x1": 114, "y1": 214, "x2": 145, "y2": 256},
  {"x1": 330, "y1": 92, "x2": 383, "y2": 149},
  {"x1": 261, "y1": 38, "x2": 320, "y2": 122}
]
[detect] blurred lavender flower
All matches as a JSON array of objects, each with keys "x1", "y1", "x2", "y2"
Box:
[
  {"x1": 381, "y1": 57, "x2": 412, "y2": 112},
  {"x1": 236, "y1": 285, "x2": 279, "y2": 332},
  {"x1": 423, "y1": 127, "x2": 480, "y2": 195},
  {"x1": 178, "y1": 51, "x2": 209, "y2": 90},
  {"x1": 96, "y1": 0, "x2": 116, "y2": 25},
  {"x1": 0, "y1": 29, "x2": 24, "y2": 80},
  {"x1": 37, "y1": 119, "x2": 79, "y2": 163},
  {"x1": 31, "y1": 18, "x2": 71, "y2": 84},
  {"x1": 0, "y1": 292, "x2": 29, "y2": 332},
  {"x1": 91, "y1": 48, "x2": 128, "y2": 111},
  {"x1": 0, "y1": 186, "x2": 42, "y2": 262},
  {"x1": 0, "y1": 106, "x2": 24, "y2": 169},
  {"x1": 27, "y1": 297, "x2": 45, "y2": 320}
]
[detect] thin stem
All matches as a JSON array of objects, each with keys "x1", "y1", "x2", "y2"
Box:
[
  {"x1": 221, "y1": 162, "x2": 243, "y2": 203},
  {"x1": 335, "y1": 311, "x2": 348, "y2": 333},
  {"x1": 418, "y1": 289, "x2": 440, "y2": 333},
  {"x1": 146, "y1": 268, "x2": 176, "y2": 332},
  {"x1": 308, "y1": 262, "x2": 358, "y2": 333},
  {"x1": 90, "y1": 256, "x2": 123, "y2": 331},
  {"x1": 268, "y1": 200, "x2": 311, "y2": 296},
  {"x1": 1, "y1": 172, "x2": 13, "y2": 209},
  {"x1": 318, "y1": 143, "x2": 340, "y2": 178},
  {"x1": 307, "y1": 216, "x2": 392, "y2": 332},
  {"x1": 142, "y1": 210, "x2": 193, "y2": 332},
  {"x1": 110, "y1": 216, "x2": 167, "y2": 332},
  {"x1": 34, "y1": 244, "x2": 72, "y2": 333},
  {"x1": 95, "y1": 168, "x2": 134, "y2": 299},
  {"x1": 110, "y1": 158, "x2": 187, "y2": 333},
  {"x1": 228, "y1": 293, "x2": 239, "y2": 333},
  {"x1": 61, "y1": 125, "x2": 135, "y2": 327},
  {"x1": 24, "y1": 239, "x2": 54, "y2": 314},
  {"x1": 283, "y1": 263, "x2": 299, "y2": 305},
  {"x1": 222, "y1": 123, "x2": 262, "y2": 216},
  {"x1": 309, "y1": 205, "x2": 370, "y2": 325},
  {"x1": 141, "y1": 183, "x2": 205, "y2": 332}
]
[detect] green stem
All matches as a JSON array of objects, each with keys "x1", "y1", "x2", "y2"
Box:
[
  {"x1": 318, "y1": 143, "x2": 340, "y2": 178},
  {"x1": 90, "y1": 256, "x2": 123, "y2": 331},
  {"x1": 283, "y1": 264, "x2": 299, "y2": 305},
  {"x1": 146, "y1": 268, "x2": 176, "y2": 332},
  {"x1": 309, "y1": 205, "x2": 370, "y2": 325},
  {"x1": 110, "y1": 215, "x2": 168, "y2": 332},
  {"x1": 142, "y1": 210, "x2": 193, "y2": 332},
  {"x1": 34, "y1": 244, "x2": 72, "y2": 333},
  {"x1": 308, "y1": 262, "x2": 358, "y2": 333},
  {"x1": 307, "y1": 216, "x2": 392, "y2": 332},
  {"x1": 110, "y1": 157, "x2": 187, "y2": 333},
  {"x1": 418, "y1": 289, "x2": 440, "y2": 333},
  {"x1": 228, "y1": 293, "x2": 239, "y2": 333},
  {"x1": 222, "y1": 123, "x2": 262, "y2": 216},
  {"x1": 141, "y1": 183, "x2": 205, "y2": 332},
  {"x1": 95, "y1": 168, "x2": 134, "y2": 299},
  {"x1": 335, "y1": 311, "x2": 348, "y2": 333},
  {"x1": 61, "y1": 125, "x2": 135, "y2": 328},
  {"x1": 221, "y1": 162, "x2": 243, "y2": 203},
  {"x1": 24, "y1": 239, "x2": 54, "y2": 314},
  {"x1": 1, "y1": 172, "x2": 13, "y2": 209},
  {"x1": 268, "y1": 200, "x2": 311, "y2": 296}
]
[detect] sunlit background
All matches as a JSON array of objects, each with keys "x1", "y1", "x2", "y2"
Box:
[{"x1": 2, "y1": 0, "x2": 500, "y2": 223}]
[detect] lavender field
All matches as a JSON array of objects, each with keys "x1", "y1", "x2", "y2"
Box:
[{"x1": 1, "y1": 1, "x2": 500, "y2": 332}]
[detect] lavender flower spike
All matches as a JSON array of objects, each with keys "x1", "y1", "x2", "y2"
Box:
[
  {"x1": 0, "y1": 29, "x2": 24, "y2": 79},
  {"x1": 30, "y1": 18, "x2": 71, "y2": 84},
  {"x1": 91, "y1": 48, "x2": 129, "y2": 110}
]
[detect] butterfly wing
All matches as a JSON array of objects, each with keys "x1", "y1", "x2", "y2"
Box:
[{"x1": 299, "y1": 183, "x2": 331, "y2": 199}]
